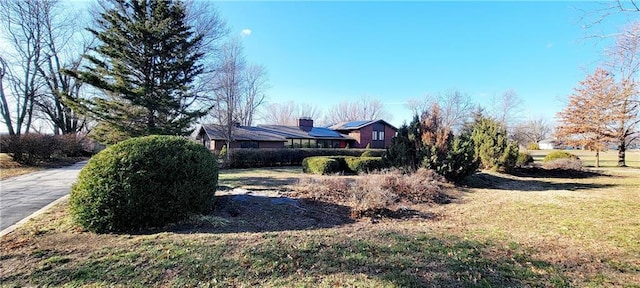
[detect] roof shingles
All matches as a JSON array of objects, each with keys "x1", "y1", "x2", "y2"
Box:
[{"x1": 200, "y1": 124, "x2": 352, "y2": 142}]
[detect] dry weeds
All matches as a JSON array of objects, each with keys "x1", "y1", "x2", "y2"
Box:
[{"x1": 294, "y1": 168, "x2": 452, "y2": 218}]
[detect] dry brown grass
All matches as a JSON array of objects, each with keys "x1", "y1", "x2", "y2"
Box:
[
  {"x1": 1, "y1": 166, "x2": 638, "y2": 287},
  {"x1": 0, "y1": 153, "x2": 42, "y2": 180},
  {"x1": 440, "y1": 167, "x2": 640, "y2": 286}
]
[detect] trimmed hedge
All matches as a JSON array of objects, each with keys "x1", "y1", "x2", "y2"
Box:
[
  {"x1": 302, "y1": 157, "x2": 341, "y2": 175},
  {"x1": 302, "y1": 156, "x2": 386, "y2": 175},
  {"x1": 226, "y1": 148, "x2": 384, "y2": 168},
  {"x1": 543, "y1": 151, "x2": 579, "y2": 162},
  {"x1": 69, "y1": 135, "x2": 218, "y2": 233},
  {"x1": 345, "y1": 157, "x2": 386, "y2": 174}
]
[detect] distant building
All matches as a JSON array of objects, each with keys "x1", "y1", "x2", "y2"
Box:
[
  {"x1": 538, "y1": 138, "x2": 560, "y2": 150},
  {"x1": 194, "y1": 118, "x2": 397, "y2": 151}
]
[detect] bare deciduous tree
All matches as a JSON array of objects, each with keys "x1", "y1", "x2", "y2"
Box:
[
  {"x1": 238, "y1": 64, "x2": 268, "y2": 126},
  {"x1": 604, "y1": 22, "x2": 640, "y2": 166},
  {"x1": 0, "y1": 0, "x2": 48, "y2": 135},
  {"x1": 407, "y1": 89, "x2": 474, "y2": 133},
  {"x1": 209, "y1": 39, "x2": 244, "y2": 153},
  {"x1": 207, "y1": 37, "x2": 269, "y2": 157},
  {"x1": 490, "y1": 89, "x2": 523, "y2": 127},
  {"x1": 35, "y1": 0, "x2": 91, "y2": 135},
  {"x1": 184, "y1": 0, "x2": 228, "y2": 109},
  {"x1": 1, "y1": 0, "x2": 91, "y2": 135},
  {"x1": 578, "y1": 0, "x2": 639, "y2": 32},
  {"x1": 260, "y1": 101, "x2": 323, "y2": 125},
  {"x1": 327, "y1": 95, "x2": 390, "y2": 124},
  {"x1": 0, "y1": 56, "x2": 12, "y2": 134},
  {"x1": 511, "y1": 117, "x2": 552, "y2": 146}
]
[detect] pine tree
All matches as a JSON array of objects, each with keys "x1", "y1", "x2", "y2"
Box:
[{"x1": 65, "y1": 0, "x2": 207, "y2": 144}]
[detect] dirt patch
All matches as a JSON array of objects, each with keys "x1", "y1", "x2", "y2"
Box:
[
  {"x1": 159, "y1": 184, "x2": 447, "y2": 234},
  {"x1": 204, "y1": 192, "x2": 355, "y2": 233}
]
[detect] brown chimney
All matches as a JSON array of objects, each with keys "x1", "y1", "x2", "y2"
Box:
[{"x1": 298, "y1": 117, "x2": 313, "y2": 131}]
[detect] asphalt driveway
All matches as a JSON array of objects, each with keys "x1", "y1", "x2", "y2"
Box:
[{"x1": 0, "y1": 161, "x2": 87, "y2": 233}]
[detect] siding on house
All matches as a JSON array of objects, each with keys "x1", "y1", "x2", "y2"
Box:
[
  {"x1": 539, "y1": 139, "x2": 559, "y2": 150},
  {"x1": 329, "y1": 120, "x2": 397, "y2": 149}
]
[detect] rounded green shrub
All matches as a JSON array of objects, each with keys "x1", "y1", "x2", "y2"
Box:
[
  {"x1": 517, "y1": 152, "x2": 534, "y2": 166},
  {"x1": 70, "y1": 135, "x2": 218, "y2": 233},
  {"x1": 526, "y1": 142, "x2": 540, "y2": 150},
  {"x1": 302, "y1": 156, "x2": 340, "y2": 175},
  {"x1": 543, "y1": 151, "x2": 579, "y2": 163}
]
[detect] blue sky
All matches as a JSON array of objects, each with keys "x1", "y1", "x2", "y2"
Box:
[{"x1": 216, "y1": 1, "x2": 634, "y2": 128}]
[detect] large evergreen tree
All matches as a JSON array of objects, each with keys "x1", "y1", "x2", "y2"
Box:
[{"x1": 66, "y1": 0, "x2": 207, "y2": 144}]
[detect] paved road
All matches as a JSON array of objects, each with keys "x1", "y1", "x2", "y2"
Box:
[{"x1": 0, "y1": 161, "x2": 87, "y2": 232}]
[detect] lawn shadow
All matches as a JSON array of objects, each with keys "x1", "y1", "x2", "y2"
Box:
[
  {"x1": 219, "y1": 176, "x2": 300, "y2": 190},
  {"x1": 509, "y1": 167, "x2": 606, "y2": 179},
  {"x1": 462, "y1": 172, "x2": 615, "y2": 192},
  {"x1": 170, "y1": 195, "x2": 356, "y2": 234}
]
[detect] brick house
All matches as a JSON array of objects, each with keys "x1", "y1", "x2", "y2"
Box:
[
  {"x1": 329, "y1": 120, "x2": 397, "y2": 149},
  {"x1": 194, "y1": 118, "x2": 396, "y2": 151}
]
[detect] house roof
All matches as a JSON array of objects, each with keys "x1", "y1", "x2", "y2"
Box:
[
  {"x1": 199, "y1": 124, "x2": 287, "y2": 142},
  {"x1": 197, "y1": 124, "x2": 352, "y2": 142},
  {"x1": 329, "y1": 119, "x2": 397, "y2": 131},
  {"x1": 539, "y1": 138, "x2": 559, "y2": 144},
  {"x1": 258, "y1": 125, "x2": 352, "y2": 140}
]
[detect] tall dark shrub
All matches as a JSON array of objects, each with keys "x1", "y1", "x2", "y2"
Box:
[
  {"x1": 383, "y1": 115, "x2": 424, "y2": 172},
  {"x1": 423, "y1": 133, "x2": 479, "y2": 182}
]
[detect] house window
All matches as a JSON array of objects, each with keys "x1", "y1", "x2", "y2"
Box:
[{"x1": 372, "y1": 131, "x2": 383, "y2": 141}]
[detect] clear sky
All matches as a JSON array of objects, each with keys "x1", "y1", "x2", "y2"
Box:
[{"x1": 215, "y1": 1, "x2": 635, "y2": 128}]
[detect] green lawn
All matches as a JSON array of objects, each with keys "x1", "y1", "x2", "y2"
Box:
[{"x1": 1, "y1": 167, "x2": 639, "y2": 287}]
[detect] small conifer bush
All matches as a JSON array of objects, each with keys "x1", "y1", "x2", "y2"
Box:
[
  {"x1": 517, "y1": 152, "x2": 534, "y2": 167},
  {"x1": 69, "y1": 135, "x2": 218, "y2": 233}
]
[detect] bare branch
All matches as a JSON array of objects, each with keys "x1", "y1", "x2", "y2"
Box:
[{"x1": 327, "y1": 95, "x2": 391, "y2": 124}]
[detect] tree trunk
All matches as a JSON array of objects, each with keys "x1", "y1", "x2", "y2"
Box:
[
  {"x1": 618, "y1": 140, "x2": 627, "y2": 167},
  {"x1": 595, "y1": 150, "x2": 600, "y2": 168}
]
